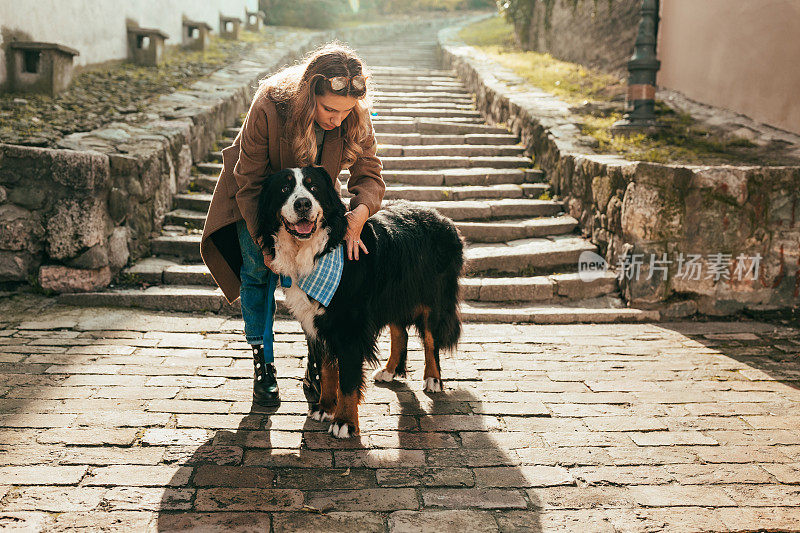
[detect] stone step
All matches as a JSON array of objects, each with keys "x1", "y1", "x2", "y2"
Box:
[
  {"x1": 196, "y1": 162, "x2": 225, "y2": 174},
  {"x1": 372, "y1": 80, "x2": 465, "y2": 87},
  {"x1": 370, "y1": 79, "x2": 459, "y2": 85},
  {"x1": 126, "y1": 260, "x2": 216, "y2": 286},
  {"x1": 378, "y1": 183, "x2": 547, "y2": 201},
  {"x1": 60, "y1": 288, "x2": 658, "y2": 323},
  {"x1": 217, "y1": 132, "x2": 519, "y2": 149},
  {"x1": 198, "y1": 155, "x2": 533, "y2": 174},
  {"x1": 122, "y1": 259, "x2": 618, "y2": 304},
  {"x1": 380, "y1": 156, "x2": 532, "y2": 170},
  {"x1": 373, "y1": 96, "x2": 474, "y2": 104},
  {"x1": 372, "y1": 109, "x2": 482, "y2": 119},
  {"x1": 377, "y1": 144, "x2": 525, "y2": 157},
  {"x1": 456, "y1": 215, "x2": 578, "y2": 243},
  {"x1": 193, "y1": 167, "x2": 545, "y2": 188},
  {"x1": 376, "y1": 116, "x2": 485, "y2": 125},
  {"x1": 171, "y1": 195, "x2": 561, "y2": 223},
  {"x1": 375, "y1": 133, "x2": 519, "y2": 146},
  {"x1": 151, "y1": 234, "x2": 203, "y2": 260},
  {"x1": 163, "y1": 210, "x2": 570, "y2": 244},
  {"x1": 373, "y1": 102, "x2": 477, "y2": 111},
  {"x1": 411, "y1": 199, "x2": 562, "y2": 220},
  {"x1": 164, "y1": 209, "x2": 207, "y2": 227},
  {"x1": 370, "y1": 67, "x2": 455, "y2": 77},
  {"x1": 226, "y1": 119, "x2": 506, "y2": 138},
  {"x1": 372, "y1": 86, "x2": 470, "y2": 95},
  {"x1": 173, "y1": 193, "x2": 213, "y2": 213},
  {"x1": 372, "y1": 90, "x2": 472, "y2": 99},
  {"x1": 153, "y1": 211, "x2": 569, "y2": 265},
  {"x1": 373, "y1": 74, "x2": 460, "y2": 80},
  {"x1": 59, "y1": 285, "x2": 244, "y2": 314},
  {"x1": 464, "y1": 237, "x2": 596, "y2": 275},
  {"x1": 460, "y1": 300, "x2": 660, "y2": 324},
  {"x1": 461, "y1": 272, "x2": 619, "y2": 302},
  {"x1": 371, "y1": 120, "x2": 509, "y2": 135},
  {"x1": 208, "y1": 143, "x2": 525, "y2": 162},
  {"x1": 343, "y1": 168, "x2": 545, "y2": 186},
  {"x1": 176, "y1": 180, "x2": 548, "y2": 211},
  {"x1": 373, "y1": 81, "x2": 465, "y2": 89}
]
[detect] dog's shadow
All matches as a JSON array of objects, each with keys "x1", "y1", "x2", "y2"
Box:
[{"x1": 154, "y1": 361, "x2": 543, "y2": 531}]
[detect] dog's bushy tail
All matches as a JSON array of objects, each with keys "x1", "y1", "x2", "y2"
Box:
[
  {"x1": 432, "y1": 222, "x2": 464, "y2": 352},
  {"x1": 432, "y1": 279, "x2": 462, "y2": 352}
]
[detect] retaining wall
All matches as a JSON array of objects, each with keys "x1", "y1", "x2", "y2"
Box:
[{"x1": 438, "y1": 20, "x2": 800, "y2": 316}]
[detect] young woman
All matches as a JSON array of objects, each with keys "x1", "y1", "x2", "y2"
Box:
[{"x1": 200, "y1": 42, "x2": 385, "y2": 407}]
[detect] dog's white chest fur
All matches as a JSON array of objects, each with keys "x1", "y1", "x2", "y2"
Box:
[{"x1": 271, "y1": 227, "x2": 329, "y2": 338}]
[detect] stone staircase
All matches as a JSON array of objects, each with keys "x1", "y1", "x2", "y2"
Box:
[{"x1": 62, "y1": 27, "x2": 658, "y2": 323}]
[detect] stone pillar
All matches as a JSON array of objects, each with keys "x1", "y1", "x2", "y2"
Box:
[
  {"x1": 127, "y1": 27, "x2": 169, "y2": 67},
  {"x1": 7, "y1": 42, "x2": 79, "y2": 96},
  {"x1": 182, "y1": 20, "x2": 212, "y2": 51},
  {"x1": 219, "y1": 15, "x2": 242, "y2": 40},
  {"x1": 245, "y1": 10, "x2": 263, "y2": 32}
]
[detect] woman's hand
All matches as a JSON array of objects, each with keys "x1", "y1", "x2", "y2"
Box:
[
  {"x1": 262, "y1": 250, "x2": 274, "y2": 270},
  {"x1": 345, "y1": 204, "x2": 370, "y2": 261}
]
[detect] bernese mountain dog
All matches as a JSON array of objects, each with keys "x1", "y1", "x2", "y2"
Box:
[{"x1": 254, "y1": 166, "x2": 464, "y2": 438}]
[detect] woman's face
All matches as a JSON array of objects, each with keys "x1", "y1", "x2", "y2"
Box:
[{"x1": 314, "y1": 92, "x2": 358, "y2": 131}]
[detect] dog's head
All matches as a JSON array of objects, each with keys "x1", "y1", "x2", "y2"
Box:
[{"x1": 255, "y1": 166, "x2": 347, "y2": 254}]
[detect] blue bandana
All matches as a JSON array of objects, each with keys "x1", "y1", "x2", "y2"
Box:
[{"x1": 279, "y1": 244, "x2": 344, "y2": 307}]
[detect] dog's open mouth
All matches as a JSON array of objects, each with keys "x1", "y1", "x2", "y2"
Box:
[{"x1": 282, "y1": 216, "x2": 318, "y2": 239}]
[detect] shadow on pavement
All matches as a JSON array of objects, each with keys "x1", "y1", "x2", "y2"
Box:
[{"x1": 155, "y1": 359, "x2": 543, "y2": 532}]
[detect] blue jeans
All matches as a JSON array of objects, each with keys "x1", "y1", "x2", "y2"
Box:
[{"x1": 236, "y1": 219, "x2": 277, "y2": 363}]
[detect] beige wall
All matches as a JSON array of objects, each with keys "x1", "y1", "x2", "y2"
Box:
[{"x1": 658, "y1": 0, "x2": 800, "y2": 135}]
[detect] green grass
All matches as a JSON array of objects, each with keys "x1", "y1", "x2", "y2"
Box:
[
  {"x1": 458, "y1": 15, "x2": 624, "y2": 104},
  {"x1": 457, "y1": 13, "x2": 517, "y2": 48},
  {"x1": 458, "y1": 15, "x2": 780, "y2": 165}
]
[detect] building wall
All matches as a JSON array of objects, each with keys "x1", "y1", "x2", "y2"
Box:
[
  {"x1": 658, "y1": 0, "x2": 800, "y2": 135},
  {"x1": 0, "y1": 0, "x2": 258, "y2": 89}
]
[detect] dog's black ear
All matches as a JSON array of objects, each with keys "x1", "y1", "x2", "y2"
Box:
[
  {"x1": 254, "y1": 170, "x2": 284, "y2": 255},
  {"x1": 309, "y1": 166, "x2": 348, "y2": 249}
]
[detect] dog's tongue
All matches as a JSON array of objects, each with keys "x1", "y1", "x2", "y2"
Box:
[{"x1": 294, "y1": 220, "x2": 314, "y2": 234}]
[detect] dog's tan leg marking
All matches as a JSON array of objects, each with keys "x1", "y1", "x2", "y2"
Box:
[
  {"x1": 310, "y1": 362, "x2": 338, "y2": 422},
  {"x1": 319, "y1": 363, "x2": 338, "y2": 414},
  {"x1": 330, "y1": 390, "x2": 360, "y2": 438},
  {"x1": 373, "y1": 324, "x2": 407, "y2": 382},
  {"x1": 420, "y1": 307, "x2": 443, "y2": 393}
]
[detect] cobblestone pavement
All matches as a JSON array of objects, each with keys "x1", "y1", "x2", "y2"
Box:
[{"x1": 0, "y1": 297, "x2": 799, "y2": 531}]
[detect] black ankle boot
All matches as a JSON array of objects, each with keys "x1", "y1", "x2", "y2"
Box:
[{"x1": 252, "y1": 346, "x2": 279, "y2": 407}]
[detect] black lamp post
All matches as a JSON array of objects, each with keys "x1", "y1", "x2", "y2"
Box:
[{"x1": 612, "y1": 0, "x2": 662, "y2": 134}]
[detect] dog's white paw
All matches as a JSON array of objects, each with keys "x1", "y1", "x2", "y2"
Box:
[
  {"x1": 423, "y1": 377, "x2": 443, "y2": 393},
  {"x1": 372, "y1": 368, "x2": 395, "y2": 382},
  {"x1": 309, "y1": 409, "x2": 333, "y2": 422},
  {"x1": 328, "y1": 421, "x2": 355, "y2": 439}
]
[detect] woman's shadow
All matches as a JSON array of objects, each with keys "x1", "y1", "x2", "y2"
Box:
[{"x1": 154, "y1": 339, "x2": 546, "y2": 532}]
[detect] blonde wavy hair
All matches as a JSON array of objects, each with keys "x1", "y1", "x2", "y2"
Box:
[{"x1": 256, "y1": 41, "x2": 374, "y2": 169}]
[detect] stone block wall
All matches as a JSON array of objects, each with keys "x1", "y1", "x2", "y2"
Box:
[
  {"x1": 439, "y1": 21, "x2": 800, "y2": 316},
  {"x1": 0, "y1": 16, "x2": 461, "y2": 292}
]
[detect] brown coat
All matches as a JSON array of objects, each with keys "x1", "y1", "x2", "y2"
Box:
[{"x1": 200, "y1": 91, "x2": 385, "y2": 303}]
